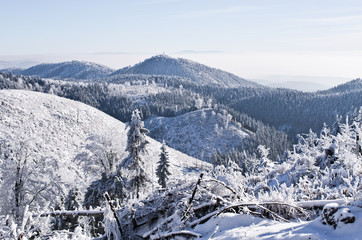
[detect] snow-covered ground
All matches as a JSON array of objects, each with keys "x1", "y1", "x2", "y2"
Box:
[{"x1": 195, "y1": 206, "x2": 362, "y2": 240}]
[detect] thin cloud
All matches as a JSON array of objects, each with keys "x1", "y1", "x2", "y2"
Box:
[
  {"x1": 173, "y1": 6, "x2": 258, "y2": 19},
  {"x1": 145, "y1": 0, "x2": 180, "y2": 4},
  {"x1": 294, "y1": 15, "x2": 362, "y2": 24},
  {"x1": 175, "y1": 50, "x2": 224, "y2": 54},
  {"x1": 91, "y1": 51, "x2": 151, "y2": 56}
]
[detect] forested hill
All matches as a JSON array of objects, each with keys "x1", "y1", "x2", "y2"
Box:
[
  {"x1": 0, "y1": 89, "x2": 208, "y2": 216},
  {"x1": 0, "y1": 72, "x2": 290, "y2": 159},
  {"x1": 1, "y1": 72, "x2": 361, "y2": 159},
  {"x1": 1, "y1": 61, "x2": 114, "y2": 80},
  {"x1": 318, "y1": 78, "x2": 362, "y2": 94},
  {"x1": 110, "y1": 54, "x2": 262, "y2": 88},
  {"x1": 180, "y1": 80, "x2": 362, "y2": 141}
]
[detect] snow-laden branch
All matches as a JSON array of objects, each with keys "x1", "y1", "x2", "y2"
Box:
[{"x1": 203, "y1": 178, "x2": 243, "y2": 199}]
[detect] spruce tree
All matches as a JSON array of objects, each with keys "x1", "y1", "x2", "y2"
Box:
[
  {"x1": 156, "y1": 140, "x2": 171, "y2": 189},
  {"x1": 124, "y1": 109, "x2": 150, "y2": 199}
]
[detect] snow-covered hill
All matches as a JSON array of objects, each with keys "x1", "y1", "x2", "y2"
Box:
[
  {"x1": 111, "y1": 55, "x2": 261, "y2": 88},
  {"x1": 13, "y1": 61, "x2": 114, "y2": 80},
  {"x1": 145, "y1": 109, "x2": 250, "y2": 161},
  {"x1": 0, "y1": 90, "x2": 209, "y2": 210}
]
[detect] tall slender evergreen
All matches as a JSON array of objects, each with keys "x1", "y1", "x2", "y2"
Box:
[
  {"x1": 156, "y1": 140, "x2": 171, "y2": 189},
  {"x1": 124, "y1": 109, "x2": 150, "y2": 199}
]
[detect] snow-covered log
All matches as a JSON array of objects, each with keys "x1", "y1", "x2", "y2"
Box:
[
  {"x1": 189, "y1": 201, "x2": 308, "y2": 227},
  {"x1": 297, "y1": 199, "x2": 352, "y2": 209},
  {"x1": 33, "y1": 209, "x2": 104, "y2": 217}
]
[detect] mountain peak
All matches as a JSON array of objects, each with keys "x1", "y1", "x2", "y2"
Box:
[{"x1": 112, "y1": 55, "x2": 261, "y2": 88}]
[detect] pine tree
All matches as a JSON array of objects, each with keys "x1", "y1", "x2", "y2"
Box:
[
  {"x1": 156, "y1": 140, "x2": 171, "y2": 189},
  {"x1": 123, "y1": 109, "x2": 150, "y2": 199}
]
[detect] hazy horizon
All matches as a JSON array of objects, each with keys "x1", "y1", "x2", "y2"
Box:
[{"x1": 1, "y1": 0, "x2": 362, "y2": 87}]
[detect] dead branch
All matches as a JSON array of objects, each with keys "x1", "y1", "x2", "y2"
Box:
[
  {"x1": 142, "y1": 215, "x2": 174, "y2": 239},
  {"x1": 255, "y1": 204, "x2": 289, "y2": 222},
  {"x1": 104, "y1": 192, "x2": 123, "y2": 236},
  {"x1": 189, "y1": 173, "x2": 204, "y2": 206},
  {"x1": 181, "y1": 173, "x2": 204, "y2": 222}
]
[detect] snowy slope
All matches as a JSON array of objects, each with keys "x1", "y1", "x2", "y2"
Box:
[
  {"x1": 111, "y1": 55, "x2": 261, "y2": 88},
  {"x1": 0, "y1": 90, "x2": 210, "y2": 202},
  {"x1": 145, "y1": 109, "x2": 250, "y2": 160},
  {"x1": 16, "y1": 61, "x2": 114, "y2": 80}
]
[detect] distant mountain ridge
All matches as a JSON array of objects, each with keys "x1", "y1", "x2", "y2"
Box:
[
  {"x1": 4, "y1": 60, "x2": 114, "y2": 80},
  {"x1": 268, "y1": 81, "x2": 330, "y2": 92},
  {"x1": 1, "y1": 55, "x2": 262, "y2": 88},
  {"x1": 111, "y1": 54, "x2": 261, "y2": 88}
]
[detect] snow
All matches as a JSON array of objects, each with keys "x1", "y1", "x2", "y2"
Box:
[
  {"x1": 194, "y1": 207, "x2": 362, "y2": 240},
  {"x1": 1, "y1": 88, "x2": 361, "y2": 239},
  {"x1": 0, "y1": 89, "x2": 211, "y2": 211}
]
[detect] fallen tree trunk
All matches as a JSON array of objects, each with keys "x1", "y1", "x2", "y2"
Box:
[
  {"x1": 296, "y1": 199, "x2": 351, "y2": 209},
  {"x1": 33, "y1": 209, "x2": 104, "y2": 218},
  {"x1": 189, "y1": 201, "x2": 308, "y2": 227}
]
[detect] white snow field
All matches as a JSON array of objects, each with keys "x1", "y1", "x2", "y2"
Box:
[{"x1": 195, "y1": 206, "x2": 362, "y2": 240}]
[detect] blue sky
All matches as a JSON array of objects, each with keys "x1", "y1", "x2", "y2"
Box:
[{"x1": 1, "y1": 0, "x2": 362, "y2": 85}]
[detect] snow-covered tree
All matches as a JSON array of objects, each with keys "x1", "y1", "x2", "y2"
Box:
[
  {"x1": 257, "y1": 145, "x2": 274, "y2": 175},
  {"x1": 195, "y1": 97, "x2": 203, "y2": 110},
  {"x1": 83, "y1": 172, "x2": 124, "y2": 237},
  {"x1": 123, "y1": 109, "x2": 150, "y2": 199},
  {"x1": 75, "y1": 133, "x2": 122, "y2": 178},
  {"x1": 54, "y1": 187, "x2": 84, "y2": 232},
  {"x1": 156, "y1": 140, "x2": 171, "y2": 189},
  {"x1": 0, "y1": 140, "x2": 61, "y2": 224}
]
